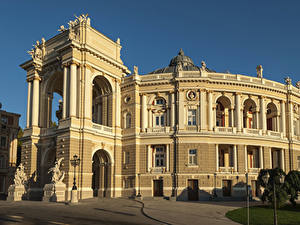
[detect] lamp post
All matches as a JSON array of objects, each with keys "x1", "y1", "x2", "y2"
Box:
[
  {"x1": 245, "y1": 171, "x2": 250, "y2": 225},
  {"x1": 136, "y1": 173, "x2": 141, "y2": 197},
  {"x1": 70, "y1": 154, "x2": 80, "y2": 204},
  {"x1": 213, "y1": 172, "x2": 217, "y2": 198},
  {"x1": 262, "y1": 171, "x2": 284, "y2": 225}
]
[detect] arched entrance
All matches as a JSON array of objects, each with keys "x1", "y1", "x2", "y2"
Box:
[
  {"x1": 41, "y1": 148, "x2": 56, "y2": 186},
  {"x1": 92, "y1": 150, "x2": 111, "y2": 197}
]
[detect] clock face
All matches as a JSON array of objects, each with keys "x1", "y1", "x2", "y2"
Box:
[{"x1": 187, "y1": 90, "x2": 196, "y2": 100}]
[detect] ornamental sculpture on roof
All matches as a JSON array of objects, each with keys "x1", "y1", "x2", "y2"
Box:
[
  {"x1": 48, "y1": 158, "x2": 65, "y2": 184},
  {"x1": 256, "y1": 65, "x2": 263, "y2": 78},
  {"x1": 285, "y1": 77, "x2": 292, "y2": 85},
  {"x1": 13, "y1": 164, "x2": 27, "y2": 186},
  {"x1": 27, "y1": 38, "x2": 45, "y2": 60},
  {"x1": 296, "y1": 81, "x2": 300, "y2": 89}
]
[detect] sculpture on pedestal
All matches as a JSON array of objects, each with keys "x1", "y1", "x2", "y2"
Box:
[
  {"x1": 43, "y1": 158, "x2": 66, "y2": 202},
  {"x1": 7, "y1": 164, "x2": 27, "y2": 201}
]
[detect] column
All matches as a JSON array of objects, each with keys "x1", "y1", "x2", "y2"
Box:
[
  {"x1": 26, "y1": 81, "x2": 32, "y2": 127},
  {"x1": 233, "y1": 145, "x2": 237, "y2": 172},
  {"x1": 115, "y1": 80, "x2": 121, "y2": 127},
  {"x1": 259, "y1": 146, "x2": 264, "y2": 169},
  {"x1": 97, "y1": 102, "x2": 101, "y2": 123},
  {"x1": 200, "y1": 90, "x2": 207, "y2": 130},
  {"x1": 166, "y1": 144, "x2": 170, "y2": 171},
  {"x1": 69, "y1": 63, "x2": 77, "y2": 117},
  {"x1": 280, "y1": 149, "x2": 285, "y2": 170},
  {"x1": 141, "y1": 94, "x2": 147, "y2": 131},
  {"x1": 178, "y1": 90, "x2": 184, "y2": 130},
  {"x1": 47, "y1": 94, "x2": 53, "y2": 127},
  {"x1": 230, "y1": 108, "x2": 234, "y2": 127},
  {"x1": 148, "y1": 109, "x2": 152, "y2": 128},
  {"x1": 244, "y1": 145, "x2": 248, "y2": 172},
  {"x1": 215, "y1": 144, "x2": 219, "y2": 172},
  {"x1": 255, "y1": 110, "x2": 259, "y2": 129},
  {"x1": 32, "y1": 76, "x2": 40, "y2": 127},
  {"x1": 147, "y1": 145, "x2": 152, "y2": 172},
  {"x1": 208, "y1": 91, "x2": 213, "y2": 131},
  {"x1": 276, "y1": 115, "x2": 280, "y2": 132},
  {"x1": 260, "y1": 97, "x2": 266, "y2": 133},
  {"x1": 236, "y1": 93, "x2": 241, "y2": 131},
  {"x1": 62, "y1": 65, "x2": 68, "y2": 119},
  {"x1": 171, "y1": 92, "x2": 175, "y2": 129},
  {"x1": 84, "y1": 66, "x2": 92, "y2": 120},
  {"x1": 289, "y1": 102, "x2": 294, "y2": 138},
  {"x1": 102, "y1": 96, "x2": 107, "y2": 125}
]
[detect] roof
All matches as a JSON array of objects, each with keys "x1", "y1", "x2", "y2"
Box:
[{"x1": 149, "y1": 49, "x2": 215, "y2": 74}]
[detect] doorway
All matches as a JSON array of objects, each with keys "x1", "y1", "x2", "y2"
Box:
[
  {"x1": 92, "y1": 150, "x2": 111, "y2": 197},
  {"x1": 222, "y1": 180, "x2": 232, "y2": 197},
  {"x1": 188, "y1": 179, "x2": 199, "y2": 201},
  {"x1": 153, "y1": 180, "x2": 163, "y2": 197}
]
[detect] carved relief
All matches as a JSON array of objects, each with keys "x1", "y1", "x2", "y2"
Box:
[{"x1": 186, "y1": 90, "x2": 197, "y2": 101}]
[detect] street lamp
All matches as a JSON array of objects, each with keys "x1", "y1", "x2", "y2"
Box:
[
  {"x1": 136, "y1": 173, "x2": 141, "y2": 197},
  {"x1": 70, "y1": 154, "x2": 80, "y2": 204},
  {"x1": 262, "y1": 171, "x2": 284, "y2": 225}
]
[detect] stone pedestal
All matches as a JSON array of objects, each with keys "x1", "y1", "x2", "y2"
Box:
[
  {"x1": 43, "y1": 183, "x2": 66, "y2": 202},
  {"x1": 7, "y1": 185, "x2": 26, "y2": 201},
  {"x1": 70, "y1": 189, "x2": 78, "y2": 204}
]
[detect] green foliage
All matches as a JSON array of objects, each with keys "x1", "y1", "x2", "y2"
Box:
[
  {"x1": 17, "y1": 127, "x2": 23, "y2": 148},
  {"x1": 257, "y1": 168, "x2": 287, "y2": 208},
  {"x1": 284, "y1": 170, "x2": 300, "y2": 206},
  {"x1": 226, "y1": 204, "x2": 300, "y2": 225}
]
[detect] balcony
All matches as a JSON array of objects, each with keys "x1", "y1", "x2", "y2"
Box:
[
  {"x1": 219, "y1": 167, "x2": 234, "y2": 173},
  {"x1": 248, "y1": 168, "x2": 260, "y2": 174},
  {"x1": 242, "y1": 128, "x2": 262, "y2": 136},
  {"x1": 92, "y1": 123, "x2": 113, "y2": 134},
  {"x1": 214, "y1": 127, "x2": 236, "y2": 134},
  {"x1": 145, "y1": 127, "x2": 170, "y2": 133},
  {"x1": 149, "y1": 167, "x2": 166, "y2": 174},
  {"x1": 266, "y1": 130, "x2": 283, "y2": 138}
]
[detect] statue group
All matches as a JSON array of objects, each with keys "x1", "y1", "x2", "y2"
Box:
[
  {"x1": 43, "y1": 158, "x2": 66, "y2": 202},
  {"x1": 7, "y1": 158, "x2": 66, "y2": 202}
]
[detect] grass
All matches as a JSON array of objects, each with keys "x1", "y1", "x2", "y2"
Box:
[{"x1": 226, "y1": 204, "x2": 300, "y2": 225}]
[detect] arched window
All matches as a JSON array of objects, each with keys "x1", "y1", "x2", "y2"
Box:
[
  {"x1": 266, "y1": 103, "x2": 278, "y2": 131},
  {"x1": 216, "y1": 96, "x2": 231, "y2": 127},
  {"x1": 125, "y1": 113, "x2": 131, "y2": 129},
  {"x1": 92, "y1": 76, "x2": 113, "y2": 127},
  {"x1": 243, "y1": 99, "x2": 257, "y2": 129}
]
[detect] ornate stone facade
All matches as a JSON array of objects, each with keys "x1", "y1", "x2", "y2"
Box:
[{"x1": 20, "y1": 15, "x2": 300, "y2": 201}]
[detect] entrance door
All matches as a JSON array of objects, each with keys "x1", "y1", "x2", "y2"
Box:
[
  {"x1": 153, "y1": 180, "x2": 163, "y2": 197},
  {"x1": 222, "y1": 180, "x2": 232, "y2": 197},
  {"x1": 188, "y1": 179, "x2": 199, "y2": 201}
]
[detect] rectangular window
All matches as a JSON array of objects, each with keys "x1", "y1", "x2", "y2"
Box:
[
  {"x1": 189, "y1": 149, "x2": 197, "y2": 165},
  {"x1": 155, "y1": 147, "x2": 165, "y2": 167},
  {"x1": 155, "y1": 115, "x2": 165, "y2": 127},
  {"x1": 188, "y1": 110, "x2": 196, "y2": 126},
  {"x1": 298, "y1": 156, "x2": 300, "y2": 170},
  {"x1": 123, "y1": 152, "x2": 130, "y2": 165},
  {"x1": 1, "y1": 116, "x2": 8, "y2": 124},
  {"x1": 0, "y1": 137, "x2": 6, "y2": 148}
]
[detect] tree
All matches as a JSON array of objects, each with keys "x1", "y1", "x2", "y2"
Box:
[
  {"x1": 257, "y1": 168, "x2": 288, "y2": 208},
  {"x1": 284, "y1": 170, "x2": 300, "y2": 206}
]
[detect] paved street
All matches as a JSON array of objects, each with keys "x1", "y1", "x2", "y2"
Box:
[{"x1": 0, "y1": 198, "x2": 249, "y2": 225}]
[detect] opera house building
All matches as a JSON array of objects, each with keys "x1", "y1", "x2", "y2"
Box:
[{"x1": 20, "y1": 15, "x2": 300, "y2": 201}]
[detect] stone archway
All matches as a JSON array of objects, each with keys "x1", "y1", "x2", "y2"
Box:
[
  {"x1": 41, "y1": 148, "x2": 56, "y2": 186},
  {"x1": 92, "y1": 150, "x2": 112, "y2": 197}
]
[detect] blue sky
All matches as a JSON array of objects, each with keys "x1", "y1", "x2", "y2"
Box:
[{"x1": 1, "y1": 1, "x2": 300, "y2": 128}]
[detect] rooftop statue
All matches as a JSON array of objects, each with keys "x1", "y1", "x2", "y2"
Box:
[
  {"x1": 13, "y1": 164, "x2": 27, "y2": 186},
  {"x1": 133, "y1": 66, "x2": 139, "y2": 75},
  {"x1": 285, "y1": 77, "x2": 292, "y2": 85},
  {"x1": 256, "y1": 65, "x2": 263, "y2": 78},
  {"x1": 296, "y1": 81, "x2": 300, "y2": 89},
  {"x1": 48, "y1": 158, "x2": 65, "y2": 184},
  {"x1": 201, "y1": 61, "x2": 207, "y2": 70}
]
